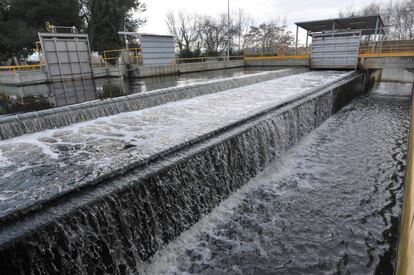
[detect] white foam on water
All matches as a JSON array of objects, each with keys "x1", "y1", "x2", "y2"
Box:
[
  {"x1": 139, "y1": 83, "x2": 412, "y2": 274},
  {"x1": 0, "y1": 149, "x2": 12, "y2": 169},
  {"x1": 0, "y1": 71, "x2": 349, "y2": 216},
  {"x1": 139, "y1": 132, "x2": 317, "y2": 274}
]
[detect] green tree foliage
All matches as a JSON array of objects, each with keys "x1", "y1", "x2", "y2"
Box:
[
  {"x1": 0, "y1": 0, "x2": 146, "y2": 63},
  {"x1": 0, "y1": 0, "x2": 34, "y2": 62},
  {"x1": 0, "y1": 0, "x2": 82, "y2": 63},
  {"x1": 10, "y1": 0, "x2": 82, "y2": 29},
  {"x1": 84, "y1": 0, "x2": 146, "y2": 53}
]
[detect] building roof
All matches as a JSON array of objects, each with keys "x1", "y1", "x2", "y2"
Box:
[
  {"x1": 295, "y1": 15, "x2": 385, "y2": 35},
  {"x1": 117, "y1": 32, "x2": 174, "y2": 38},
  {"x1": 139, "y1": 33, "x2": 174, "y2": 38}
]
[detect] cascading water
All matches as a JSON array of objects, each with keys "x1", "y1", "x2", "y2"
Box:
[
  {"x1": 0, "y1": 71, "x2": 350, "y2": 221},
  {"x1": 0, "y1": 68, "x2": 307, "y2": 140},
  {"x1": 142, "y1": 82, "x2": 412, "y2": 274},
  {"x1": 0, "y1": 70, "x2": 370, "y2": 274}
]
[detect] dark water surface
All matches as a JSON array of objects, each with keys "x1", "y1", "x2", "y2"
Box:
[
  {"x1": 0, "y1": 67, "x2": 276, "y2": 115},
  {"x1": 143, "y1": 82, "x2": 412, "y2": 274}
]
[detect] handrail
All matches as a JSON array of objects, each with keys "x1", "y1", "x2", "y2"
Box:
[
  {"x1": 175, "y1": 55, "x2": 244, "y2": 63},
  {"x1": 103, "y1": 47, "x2": 141, "y2": 54},
  {"x1": 102, "y1": 47, "x2": 141, "y2": 65},
  {"x1": 0, "y1": 64, "x2": 43, "y2": 73},
  {"x1": 244, "y1": 54, "x2": 310, "y2": 60},
  {"x1": 359, "y1": 52, "x2": 414, "y2": 58},
  {"x1": 359, "y1": 40, "x2": 414, "y2": 56}
]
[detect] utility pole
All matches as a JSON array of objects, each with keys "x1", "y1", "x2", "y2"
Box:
[{"x1": 227, "y1": 0, "x2": 230, "y2": 62}]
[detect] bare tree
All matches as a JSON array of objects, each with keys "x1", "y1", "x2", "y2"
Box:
[
  {"x1": 244, "y1": 20, "x2": 293, "y2": 51},
  {"x1": 338, "y1": 5, "x2": 358, "y2": 18},
  {"x1": 338, "y1": 0, "x2": 414, "y2": 40},
  {"x1": 198, "y1": 14, "x2": 234, "y2": 55},
  {"x1": 165, "y1": 9, "x2": 297, "y2": 57},
  {"x1": 233, "y1": 9, "x2": 253, "y2": 52},
  {"x1": 165, "y1": 11, "x2": 199, "y2": 54},
  {"x1": 392, "y1": 0, "x2": 414, "y2": 40}
]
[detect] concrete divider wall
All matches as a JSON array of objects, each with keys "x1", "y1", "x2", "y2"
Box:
[
  {"x1": 0, "y1": 68, "x2": 308, "y2": 140},
  {"x1": 0, "y1": 71, "x2": 373, "y2": 274},
  {"x1": 131, "y1": 60, "x2": 245, "y2": 78},
  {"x1": 382, "y1": 68, "x2": 414, "y2": 83},
  {"x1": 396, "y1": 82, "x2": 414, "y2": 275},
  {"x1": 1, "y1": 60, "x2": 307, "y2": 85},
  {"x1": 0, "y1": 70, "x2": 48, "y2": 85},
  {"x1": 245, "y1": 58, "x2": 310, "y2": 67},
  {"x1": 361, "y1": 56, "x2": 414, "y2": 70}
]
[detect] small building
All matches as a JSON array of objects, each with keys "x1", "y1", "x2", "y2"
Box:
[{"x1": 295, "y1": 15, "x2": 385, "y2": 69}]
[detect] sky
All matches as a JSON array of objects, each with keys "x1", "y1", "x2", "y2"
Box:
[{"x1": 138, "y1": 0, "x2": 387, "y2": 42}]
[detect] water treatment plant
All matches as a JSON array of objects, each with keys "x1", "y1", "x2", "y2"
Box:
[{"x1": 0, "y1": 2, "x2": 414, "y2": 274}]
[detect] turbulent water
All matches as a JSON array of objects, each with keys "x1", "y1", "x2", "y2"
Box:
[
  {"x1": 0, "y1": 71, "x2": 347, "y2": 220},
  {"x1": 0, "y1": 69, "x2": 305, "y2": 140},
  {"x1": 0, "y1": 67, "x2": 276, "y2": 116},
  {"x1": 142, "y1": 82, "x2": 412, "y2": 274}
]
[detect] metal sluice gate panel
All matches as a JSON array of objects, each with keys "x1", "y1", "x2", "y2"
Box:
[
  {"x1": 49, "y1": 78, "x2": 98, "y2": 107},
  {"x1": 139, "y1": 34, "x2": 175, "y2": 66},
  {"x1": 38, "y1": 33, "x2": 94, "y2": 81},
  {"x1": 311, "y1": 31, "x2": 361, "y2": 69}
]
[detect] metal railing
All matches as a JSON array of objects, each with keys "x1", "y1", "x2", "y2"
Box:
[
  {"x1": 2, "y1": 39, "x2": 414, "y2": 74},
  {"x1": 243, "y1": 45, "x2": 310, "y2": 60},
  {"x1": 102, "y1": 48, "x2": 142, "y2": 65},
  {"x1": 359, "y1": 40, "x2": 414, "y2": 57},
  {"x1": 0, "y1": 64, "x2": 43, "y2": 74},
  {"x1": 175, "y1": 55, "x2": 244, "y2": 64}
]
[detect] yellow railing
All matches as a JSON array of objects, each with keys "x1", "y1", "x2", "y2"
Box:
[
  {"x1": 0, "y1": 64, "x2": 43, "y2": 74},
  {"x1": 102, "y1": 48, "x2": 141, "y2": 65},
  {"x1": 244, "y1": 54, "x2": 310, "y2": 61},
  {"x1": 243, "y1": 45, "x2": 310, "y2": 60},
  {"x1": 359, "y1": 40, "x2": 414, "y2": 57},
  {"x1": 100, "y1": 46, "x2": 311, "y2": 65},
  {"x1": 397, "y1": 85, "x2": 414, "y2": 275},
  {"x1": 175, "y1": 55, "x2": 244, "y2": 64}
]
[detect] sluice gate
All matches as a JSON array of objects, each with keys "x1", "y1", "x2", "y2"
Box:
[{"x1": 0, "y1": 70, "x2": 377, "y2": 273}]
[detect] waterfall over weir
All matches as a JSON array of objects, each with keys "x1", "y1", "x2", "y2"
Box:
[
  {"x1": 0, "y1": 70, "x2": 376, "y2": 274},
  {"x1": 0, "y1": 68, "x2": 307, "y2": 140}
]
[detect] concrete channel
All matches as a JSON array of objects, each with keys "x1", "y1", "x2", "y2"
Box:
[
  {"x1": 0, "y1": 69, "x2": 379, "y2": 273},
  {"x1": 0, "y1": 68, "x2": 306, "y2": 139},
  {"x1": 397, "y1": 81, "x2": 414, "y2": 275}
]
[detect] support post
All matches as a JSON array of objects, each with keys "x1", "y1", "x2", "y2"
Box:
[
  {"x1": 295, "y1": 25, "x2": 299, "y2": 55},
  {"x1": 373, "y1": 16, "x2": 379, "y2": 52},
  {"x1": 124, "y1": 27, "x2": 128, "y2": 50},
  {"x1": 377, "y1": 24, "x2": 383, "y2": 52},
  {"x1": 305, "y1": 31, "x2": 309, "y2": 53}
]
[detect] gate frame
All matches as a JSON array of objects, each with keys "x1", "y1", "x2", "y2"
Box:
[
  {"x1": 38, "y1": 32, "x2": 95, "y2": 82},
  {"x1": 310, "y1": 30, "x2": 362, "y2": 70}
]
